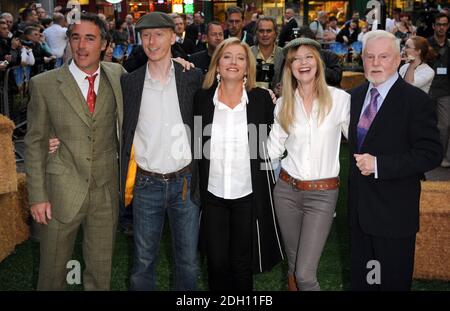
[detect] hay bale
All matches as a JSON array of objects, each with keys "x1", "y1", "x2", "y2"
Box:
[
  {"x1": 0, "y1": 192, "x2": 18, "y2": 262},
  {"x1": 0, "y1": 115, "x2": 17, "y2": 195},
  {"x1": 15, "y1": 173, "x2": 30, "y2": 244},
  {"x1": 0, "y1": 174, "x2": 30, "y2": 262},
  {"x1": 413, "y1": 181, "x2": 450, "y2": 281}
]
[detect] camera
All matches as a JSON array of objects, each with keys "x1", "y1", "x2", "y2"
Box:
[
  {"x1": 292, "y1": 27, "x2": 300, "y2": 39},
  {"x1": 20, "y1": 39, "x2": 34, "y2": 48},
  {"x1": 256, "y1": 59, "x2": 275, "y2": 83}
]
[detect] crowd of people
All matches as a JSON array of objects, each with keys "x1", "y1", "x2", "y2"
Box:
[{"x1": 0, "y1": 2, "x2": 448, "y2": 292}]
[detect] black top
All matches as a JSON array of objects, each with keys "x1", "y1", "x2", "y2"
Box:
[
  {"x1": 194, "y1": 86, "x2": 283, "y2": 272},
  {"x1": 189, "y1": 49, "x2": 211, "y2": 75}
]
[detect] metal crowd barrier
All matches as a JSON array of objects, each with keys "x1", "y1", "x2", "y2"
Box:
[{"x1": 0, "y1": 65, "x2": 30, "y2": 163}]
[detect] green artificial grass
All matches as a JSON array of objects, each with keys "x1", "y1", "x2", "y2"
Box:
[{"x1": 1, "y1": 144, "x2": 449, "y2": 291}]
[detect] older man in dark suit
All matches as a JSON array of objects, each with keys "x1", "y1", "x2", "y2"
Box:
[
  {"x1": 120, "y1": 12, "x2": 202, "y2": 291},
  {"x1": 348, "y1": 30, "x2": 442, "y2": 291}
]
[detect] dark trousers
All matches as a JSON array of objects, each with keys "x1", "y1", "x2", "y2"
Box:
[
  {"x1": 350, "y1": 222, "x2": 416, "y2": 291},
  {"x1": 204, "y1": 192, "x2": 253, "y2": 291}
]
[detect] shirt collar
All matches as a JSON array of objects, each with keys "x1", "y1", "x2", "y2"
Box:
[
  {"x1": 213, "y1": 85, "x2": 249, "y2": 111},
  {"x1": 145, "y1": 60, "x2": 175, "y2": 83},
  {"x1": 368, "y1": 72, "x2": 399, "y2": 101},
  {"x1": 256, "y1": 45, "x2": 276, "y2": 61},
  {"x1": 69, "y1": 59, "x2": 101, "y2": 85}
]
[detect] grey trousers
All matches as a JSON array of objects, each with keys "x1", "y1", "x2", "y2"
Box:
[
  {"x1": 273, "y1": 179, "x2": 338, "y2": 291},
  {"x1": 436, "y1": 95, "x2": 450, "y2": 161}
]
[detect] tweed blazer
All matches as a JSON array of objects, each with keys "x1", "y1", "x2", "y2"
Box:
[{"x1": 25, "y1": 62, "x2": 124, "y2": 223}]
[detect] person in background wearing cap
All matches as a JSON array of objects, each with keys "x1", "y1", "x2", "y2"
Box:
[
  {"x1": 25, "y1": 13, "x2": 124, "y2": 290},
  {"x1": 194, "y1": 37, "x2": 283, "y2": 291},
  {"x1": 120, "y1": 12, "x2": 203, "y2": 291},
  {"x1": 267, "y1": 37, "x2": 350, "y2": 291}
]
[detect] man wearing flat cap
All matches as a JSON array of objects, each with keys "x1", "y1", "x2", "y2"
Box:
[{"x1": 120, "y1": 12, "x2": 203, "y2": 290}]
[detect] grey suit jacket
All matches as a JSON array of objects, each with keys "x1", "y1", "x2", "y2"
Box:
[
  {"x1": 25, "y1": 62, "x2": 124, "y2": 223},
  {"x1": 251, "y1": 44, "x2": 284, "y2": 90},
  {"x1": 120, "y1": 61, "x2": 203, "y2": 204}
]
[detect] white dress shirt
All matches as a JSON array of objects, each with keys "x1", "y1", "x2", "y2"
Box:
[
  {"x1": 268, "y1": 86, "x2": 350, "y2": 180},
  {"x1": 399, "y1": 62, "x2": 435, "y2": 94},
  {"x1": 133, "y1": 61, "x2": 192, "y2": 174},
  {"x1": 208, "y1": 87, "x2": 252, "y2": 199},
  {"x1": 68, "y1": 60, "x2": 100, "y2": 101},
  {"x1": 43, "y1": 24, "x2": 68, "y2": 58}
]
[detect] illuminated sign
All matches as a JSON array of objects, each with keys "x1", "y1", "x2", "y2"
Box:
[
  {"x1": 184, "y1": 4, "x2": 194, "y2": 14},
  {"x1": 184, "y1": 0, "x2": 194, "y2": 4},
  {"x1": 173, "y1": 4, "x2": 183, "y2": 13}
]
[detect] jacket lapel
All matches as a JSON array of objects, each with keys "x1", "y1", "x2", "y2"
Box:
[
  {"x1": 100, "y1": 61, "x2": 124, "y2": 130},
  {"x1": 350, "y1": 82, "x2": 369, "y2": 148},
  {"x1": 174, "y1": 63, "x2": 190, "y2": 125},
  {"x1": 57, "y1": 64, "x2": 91, "y2": 127}
]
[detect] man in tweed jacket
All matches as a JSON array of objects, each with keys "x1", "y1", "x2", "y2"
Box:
[{"x1": 25, "y1": 14, "x2": 124, "y2": 290}]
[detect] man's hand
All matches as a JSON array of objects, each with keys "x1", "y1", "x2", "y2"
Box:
[
  {"x1": 354, "y1": 153, "x2": 375, "y2": 176},
  {"x1": 30, "y1": 202, "x2": 52, "y2": 225},
  {"x1": 48, "y1": 138, "x2": 60, "y2": 153},
  {"x1": 4, "y1": 54, "x2": 12, "y2": 62},
  {"x1": 173, "y1": 57, "x2": 195, "y2": 71},
  {"x1": 266, "y1": 88, "x2": 277, "y2": 104}
]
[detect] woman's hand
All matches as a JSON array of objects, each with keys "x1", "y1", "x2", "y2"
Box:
[
  {"x1": 48, "y1": 138, "x2": 60, "y2": 154},
  {"x1": 173, "y1": 57, "x2": 195, "y2": 71}
]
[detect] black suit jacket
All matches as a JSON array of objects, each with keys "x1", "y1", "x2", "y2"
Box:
[
  {"x1": 120, "y1": 62, "x2": 203, "y2": 203},
  {"x1": 278, "y1": 18, "x2": 299, "y2": 48},
  {"x1": 348, "y1": 77, "x2": 442, "y2": 238},
  {"x1": 194, "y1": 86, "x2": 283, "y2": 273}
]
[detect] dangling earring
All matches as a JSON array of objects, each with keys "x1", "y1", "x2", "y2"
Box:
[
  {"x1": 243, "y1": 75, "x2": 248, "y2": 88},
  {"x1": 216, "y1": 73, "x2": 221, "y2": 84}
]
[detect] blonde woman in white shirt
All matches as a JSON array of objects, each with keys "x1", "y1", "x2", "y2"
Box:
[
  {"x1": 267, "y1": 38, "x2": 350, "y2": 291},
  {"x1": 399, "y1": 36, "x2": 436, "y2": 94}
]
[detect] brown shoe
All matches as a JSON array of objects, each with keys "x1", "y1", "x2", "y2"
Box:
[{"x1": 287, "y1": 275, "x2": 299, "y2": 291}]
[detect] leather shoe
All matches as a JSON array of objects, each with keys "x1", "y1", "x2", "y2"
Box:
[{"x1": 287, "y1": 275, "x2": 298, "y2": 291}]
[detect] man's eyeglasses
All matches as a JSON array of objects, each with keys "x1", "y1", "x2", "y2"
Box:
[{"x1": 434, "y1": 22, "x2": 449, "y2": 27}]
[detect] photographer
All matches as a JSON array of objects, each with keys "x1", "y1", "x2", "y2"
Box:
[
  {"x1": 251, "y1": 17, "x2": 284, "y2": 94},
  {"x1": 0, "y1": 20, "x2": 21, "y2": 70},
  {"x1": 23, "y1": 26, "x2": 55, "y2": 77}
]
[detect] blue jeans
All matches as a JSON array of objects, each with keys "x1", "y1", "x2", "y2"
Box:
[{"x1": 130, "y1": 170, "x2": 199, "y2": 291}]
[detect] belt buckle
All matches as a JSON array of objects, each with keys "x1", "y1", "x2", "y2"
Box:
[
  {"x1": 162, "y1": 173, "x2": 170, "y2": 181},
  {"x1": 290, "y1": 178, "x2": 297, "y2": 189}
]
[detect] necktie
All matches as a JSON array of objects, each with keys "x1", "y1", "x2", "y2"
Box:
[
  {"x1": 85, "y1": 73, "x2": 98, "y2": 113},
  {"x1": 128, "y1": 26, "x2": 135, "y2": 44},
  {"x1": 357, "y1": 88, "x2": 380, "y2": 151}
]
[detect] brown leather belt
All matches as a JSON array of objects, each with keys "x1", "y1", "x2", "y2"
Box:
[
  {"x1": 279, "y1": 169, "x2": 339, "y2": 191},
  {"x1": 137, "y1": 165, "x2": 191, "y2": 180}
]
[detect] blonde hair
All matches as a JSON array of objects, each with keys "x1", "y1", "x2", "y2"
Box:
[
  {"x1": 278, "y1": 45, "x2": 331, "y2": 133},
  {"x1": 202, "y1": 37, "x2": 256, "y2": 91}
]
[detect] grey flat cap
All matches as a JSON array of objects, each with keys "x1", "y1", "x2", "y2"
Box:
[
  {"x1": 283, "y1": 38, "x2": 321, "y2": 56},
  {"x1": 135, "y1": 12, "x2": 175, "y2": 31}
]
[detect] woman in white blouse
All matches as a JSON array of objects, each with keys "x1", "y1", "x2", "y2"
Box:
[
  {"x1": 267, "y1": 38, "x2": 350, "y2": 291},
  {"x1": 194, "y1": 38, "x2": 283, "y2": 291},
  {"x1": 399, "y1": 36, "x2": 436, "y2": 94}
]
